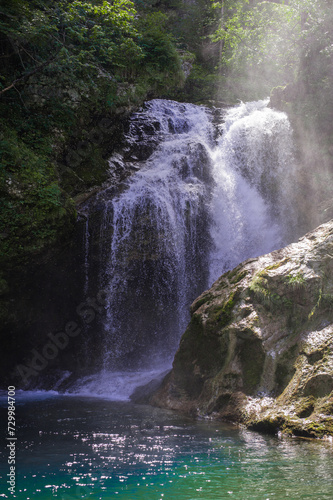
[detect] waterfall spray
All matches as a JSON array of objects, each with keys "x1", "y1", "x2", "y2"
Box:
[{"x1": 209, "y1": 99, "x2": 296, "y2": 282}]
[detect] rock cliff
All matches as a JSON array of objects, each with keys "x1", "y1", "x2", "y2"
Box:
[{"x1": 151, "y1": 221, "x2": 333, "y2": 438}]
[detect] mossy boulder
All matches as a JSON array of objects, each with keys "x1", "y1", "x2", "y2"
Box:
[{"x1": 151, "y1": 220, "x2": 333, "y2": 438}]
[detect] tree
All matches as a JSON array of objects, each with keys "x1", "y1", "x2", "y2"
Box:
[{"x1": 210, "y1": 0, "x2": 302, "y2": 98}]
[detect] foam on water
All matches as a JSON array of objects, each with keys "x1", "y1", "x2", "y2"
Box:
[{"x1": 65, "y1": 367, "x2": 171, "y2": 400}]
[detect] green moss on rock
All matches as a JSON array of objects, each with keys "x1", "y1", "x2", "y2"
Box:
[
  {"x1": 230, "y1": 270, "x2": 248, "y2": 285},
  {"x1": 191, "y1": 293, "x2": 213, "y2": 313},
  {"x1": 208, "y1": 291, "x2": 239, "y2": 330}
]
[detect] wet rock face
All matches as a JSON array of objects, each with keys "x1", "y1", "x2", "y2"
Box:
[{"x1": 151, "y1": 220, "x2": 333, "y2": 438}]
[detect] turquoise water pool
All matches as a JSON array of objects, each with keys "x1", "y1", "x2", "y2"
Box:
[{"x1": 0, "y1": 393, "x2": 333, "y2": 499}]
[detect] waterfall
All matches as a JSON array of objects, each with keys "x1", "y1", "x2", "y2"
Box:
[
  {"x1": 209, "y1": 99, "x2": 297, "y2": 282},
  {"x1": 99, "y1": 100, "x2": 214, "y2": 370},
  {"x1": 70, "y1": 99, "x2": 297, "y2": 399}
]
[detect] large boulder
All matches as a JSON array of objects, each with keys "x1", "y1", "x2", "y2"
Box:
[{"x1": 151, "y1": 220, "x2": 333, "y2": 438}]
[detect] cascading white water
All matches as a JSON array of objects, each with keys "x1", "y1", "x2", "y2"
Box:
[
  {"x1": 209, "y1": 99, "x2": 297, "y2": 283},
  {"x1": 70, "y1": 98, "x2": 297, "y2": 399},
  {"x1": 100, "y1": 100, "x2": 215, "y2": 369}
]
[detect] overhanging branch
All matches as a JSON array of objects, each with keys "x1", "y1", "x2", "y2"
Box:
[{"x1": 0, "y1": 55, "x2": 56, "y2": 96}]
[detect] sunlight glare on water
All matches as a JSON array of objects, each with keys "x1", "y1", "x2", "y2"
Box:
[{"x1": 1, "y1": 395, "x2": 332, "y2": 499}]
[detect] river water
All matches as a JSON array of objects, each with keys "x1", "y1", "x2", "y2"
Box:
[{"x1": 0, "y1": 392, "x2": 333, "y2": 499}]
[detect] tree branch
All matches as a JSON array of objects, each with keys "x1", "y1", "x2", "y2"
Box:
[{"x1": 0, "y1": 55, "x2": 56, "y2": 96}]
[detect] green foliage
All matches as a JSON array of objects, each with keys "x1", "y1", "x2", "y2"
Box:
[
  {"x1": 285, "y1": 272, "x2": 306, "y2": 289},
  {"x1": 172, "y1": 0, "x2": 219, "y2": 54},
  {"x1": 0, "y1": 0, "x2": 185, "y2": 269},
  {"x1": 210, "y1": 0, "x2": 302, "y2": 98},
  {"x1": 264, "y1": 259, "x2": 289, "y2": 272},
  {"x1": 0, "y1": 125, "x2": 76, "y2": 265},
  {"x1": 0, "y1": 0, "x2": 184, "y2": 97},
  {"x1": 208, "y1": 0, "x2": 333, "y2": 111},
  {"x1": 249, "y1": 275, "x2": 272, "y2": 305},
  {"x1": 137, "y1": 12, "x2": 180, "y2": 72},
  {"x1": 178, "y1": 63, "x2": 220, "y2": 103},
  {"x1": 293, "y1": 0, "x2": 333, "y2": 139},
  {"x1": 59, "y1": 0, "x2": 143, "y2": 75},
  {"x1": 249, "y1": 272, "x2": 292, "y2": 310}
]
